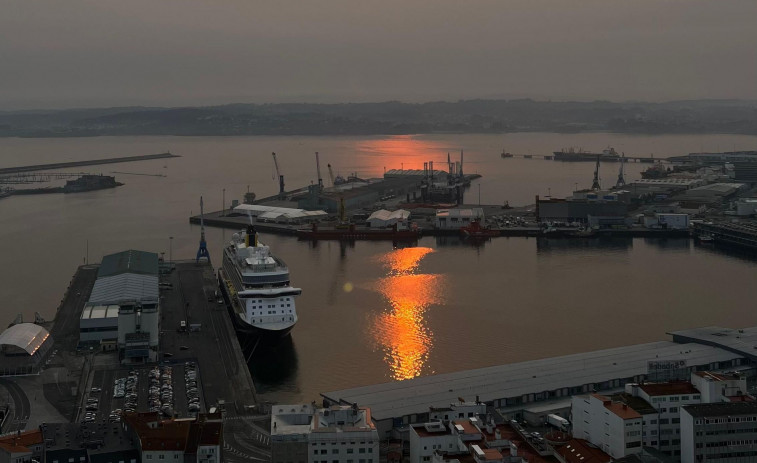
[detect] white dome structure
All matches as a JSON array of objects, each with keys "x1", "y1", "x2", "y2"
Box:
[{"x1": 0, "y1": 322, "x2": 53, "y2": 376}]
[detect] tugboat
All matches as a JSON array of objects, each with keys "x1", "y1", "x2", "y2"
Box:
[{"x1": 460, "y1": 220, "x2": 500, "y2": 238}]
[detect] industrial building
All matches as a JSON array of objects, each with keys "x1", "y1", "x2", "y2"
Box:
[
  {"x1": 322, "y1": 326, "x2": 757, "y2": 438},
  {"x1": 680, "y1": 402, "x2": 757, "y2": 463},
  {"x1": 232, "y1": 204, "x2": 327, "y2": 224},
  {"x1": 435, "y1": 208, "x2": 484, "y2": 230},
  {"x1": 296, "y1": 176, "x2": 422, "y2": 213},
  {"x1": 0, "y1": 322, "x2": 53, "y2": 376},
  {"x1": 536, "y1": 198, "x2": 627, "y2": 225},
  {"x1": 271, "y1": 404, "x2": 379, "y2": 463},
  {"x1": 78, "y1": 250, "x2": 160, "y2": 362}
]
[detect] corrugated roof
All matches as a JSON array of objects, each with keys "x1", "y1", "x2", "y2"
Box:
[
  {"x1": 98, "y1": 250, "x2": 159, "y2": 278},
  {"x1": 322, "y1": 340, "x2": 742, "y2": 421},
  {"x1": 0, "y1": 323, "x2": 51, "y2": 355},
  {"x1": 88, "y1": 273, "x2": 159, "y2": 305}
]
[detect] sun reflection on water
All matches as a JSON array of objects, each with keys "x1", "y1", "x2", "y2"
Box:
[{"x1": 371, "y1": 247, "x2": 444, "y2": 380}]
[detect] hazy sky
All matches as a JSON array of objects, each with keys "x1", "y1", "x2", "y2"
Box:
[{"x1": 2, "y1": 0, "x2": 757, "y2": 109}]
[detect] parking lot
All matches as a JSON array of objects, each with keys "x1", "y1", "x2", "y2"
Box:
[{"x1": 83, "y1": 361, "x2": 203, "y2": 423}]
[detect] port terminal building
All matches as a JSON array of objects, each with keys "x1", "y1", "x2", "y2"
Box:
[
  {"x1": 0, "y1": 322, "x2": 53, "y2": 376},
  {"x1": 78, "y1": 250, "x2": 160, "y2": 362},
  {"x1": 322, "y1": 326, "x2": 757, "y2": 438}
]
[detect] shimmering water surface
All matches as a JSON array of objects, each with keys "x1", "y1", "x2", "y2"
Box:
[{"x1": 2, "y1": 133, "x2": 757, "y2": 403}]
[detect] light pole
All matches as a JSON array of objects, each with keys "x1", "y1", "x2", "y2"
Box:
[
  {"x1": 169, "y1": 236, "x2": 173, "y2": 262},
  {"x1": 222, "y1": 188, "x2": 226, "y2": 217},
  {"x1": 548, "y1": 187, "x2": 551, "y2": 198}
]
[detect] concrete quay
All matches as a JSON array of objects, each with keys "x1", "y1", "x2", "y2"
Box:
[
  {"x1": 5, "y1": 261, "x2": 269, "y2": 461},
  {"x1": 0, "y1": 152, "x2": 179, "y2": 175}
]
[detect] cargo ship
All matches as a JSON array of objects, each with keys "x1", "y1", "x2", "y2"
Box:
[
  {"x1": 219, "y1": 225, "x2": 301, "y2": 344},
  {"x1": 553, "y1": 147, "x2": 620, "y2": 162}
]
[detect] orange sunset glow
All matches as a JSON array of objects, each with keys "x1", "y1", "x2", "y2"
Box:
[
  {"x1": 370, "y1": 247, "x2": 445, "y2": 380},
  {"x1": 354, "y1": 136, "x2": 453, "y2": 175}
]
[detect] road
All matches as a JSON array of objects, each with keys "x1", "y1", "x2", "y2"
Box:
[{"x1": 0, "y1": 378, "x2": 30, "y2": 433}]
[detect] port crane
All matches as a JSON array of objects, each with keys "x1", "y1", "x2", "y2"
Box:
[
  {"x1": 195, "y1": 196, "x2": 211, "y2": 263},
  {"x1": 315, "y1": 152, "x2": 323, "y2": 191},
  {"x1": 327, "y1": 163, "x2": 335, "y2": 187},
  {"x1": 272, "y1": 152, "x2": 285, "y2": 198},
  {"x1": 591, "y1": 156, "x2": 601, "y2": 191},
  {"x1": 615, "y1": 154, "x2": 626, "y2": 188}
]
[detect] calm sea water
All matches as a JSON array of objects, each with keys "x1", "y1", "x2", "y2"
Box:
[{"x1": 2, "y1": 133, "x2": 757, "y2": 403}]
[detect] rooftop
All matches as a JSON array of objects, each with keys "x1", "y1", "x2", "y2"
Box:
[
  {"x1": 122, "y1": 412, "x2": 222, "y2": 452},
  {"x1": 0, "y1": 323, "x2": 51, "y2": 355},
  {"x1": 556, "y1": 439, "x2": 611, "y2": 463},
  {"x1": 98, "y1": 249, "x2": 159, "y2": 278},
  {"x1": 41, "y1": 422, "x2": 137, "y2": 456},
  {"x1": 693, "y1": 371, "x2": 743, "y2": 382},
  {"x1": 668, "y1": 326, "x2": 757, "y2": 361},
  {"x1": 0, "y1": 429, "x2": 43, "y2": 453},
  {"x1": 637, "y1": 382, "x2": 700, "y2": 396},
  {"x1": 683, "y1": 401, "x2": 757, "y2": 418},
  {"x1": 88, "y1": 273, "x2": 159, "y2": 305},
  {"x1": 322, "y1": 338, "x2": 742, "y2": 421},
  {"x1": 593, "y1": 394, "x2": 641, "y2": 419}
]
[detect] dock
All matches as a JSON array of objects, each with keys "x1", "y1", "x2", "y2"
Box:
[
  {"x1": 32, "y1": 260, "x2": 270, "y2": 461},
  {"x1": 0, "y1": 152, "x2": 179, "y2": 175}
]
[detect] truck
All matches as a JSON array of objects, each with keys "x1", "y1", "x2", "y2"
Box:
[{"x1": 547, "y1": 414, "x2": 570, "y2": 431}]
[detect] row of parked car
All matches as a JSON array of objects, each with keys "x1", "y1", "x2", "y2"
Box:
[
  {"x1": 185, "y1": 362, "x2": 200, "y2": 413},
  {"x1": 113, "y1": 370, "x2": 139, "y2": 413},
  {"x1": 149, "y1": 365, "x2": 174, "y2": 416}
]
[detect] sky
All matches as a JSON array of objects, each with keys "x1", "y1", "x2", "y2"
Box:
[{"x1": 2, "y1": 0, "x2": 757, "y2": 109}]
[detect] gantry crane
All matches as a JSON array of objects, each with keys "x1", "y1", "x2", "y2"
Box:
[{"x1": 272, "y1": 152, "x2": 285, "y2": 198}]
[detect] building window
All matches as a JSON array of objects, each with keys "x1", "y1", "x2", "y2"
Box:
[{"x1": 159, "y1": 456, "x2": 165, "y2": 460}]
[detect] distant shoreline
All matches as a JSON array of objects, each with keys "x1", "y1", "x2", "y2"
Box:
[{"x1": 2, "y1": 99, "x2": 757, "y2": 138}]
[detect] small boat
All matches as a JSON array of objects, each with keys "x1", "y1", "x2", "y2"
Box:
[
  {"x1": 461, "y1": 221, "x2": 500, "y2": 238},
  {"x1": 697, "y1": 233, "x2": 714, "y2": 243},
  {"x1": 501, "y1": 150, "x2": 514, "y2": 158}
]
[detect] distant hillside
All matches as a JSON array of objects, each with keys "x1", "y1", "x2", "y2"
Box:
[{"x1": 1, "y1": 99, "x2": 756, "y2": 137}]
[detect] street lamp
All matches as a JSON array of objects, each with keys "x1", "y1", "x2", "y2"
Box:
[
  {"x1": 169, "y1": 236, "x2": 173, "y2": 262},
  {"x1": 222, "y1": 188, "x2": 226, "y2": 217}
]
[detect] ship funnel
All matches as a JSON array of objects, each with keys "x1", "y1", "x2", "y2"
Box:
[{"x1": 245, "y1": 224, "x2": 255, "y2": 247}]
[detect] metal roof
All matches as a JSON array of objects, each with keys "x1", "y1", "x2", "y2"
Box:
[
  {"x1": 321, "y1": 340, "x2": 742, "y2": 421},
  {"x1": 668, "y1": 326, "x2": 757, "y2": 361},
  {"x1": 234, "y1": 204, "x2": 327, "y2": 218},
  {"x1": 98, "y1": 250, "x2": 159, "y2": 278},
  {"x1": 88, "y1": 273, "x2": 159, "y2": 305},
  {"x1": 0, "y1": 323, "x2": 51, "y2": 355}
]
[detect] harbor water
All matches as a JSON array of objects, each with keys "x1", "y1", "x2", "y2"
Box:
[{"x1": 2, "y1": 133, "x2": 757, "y2": 403}]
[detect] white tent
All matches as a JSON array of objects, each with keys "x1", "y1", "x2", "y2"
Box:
[{"x1": 367, "y1": 209, "x2": 410, "y2": 228}]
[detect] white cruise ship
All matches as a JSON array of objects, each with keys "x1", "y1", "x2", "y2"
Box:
[{"x1": 219, "y1": 225, "x2": 301, "y2": 343}]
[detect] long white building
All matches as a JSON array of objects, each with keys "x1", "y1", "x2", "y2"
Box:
[{"x1": 681, "y1": 402, "x2": 757, "y2": 463}]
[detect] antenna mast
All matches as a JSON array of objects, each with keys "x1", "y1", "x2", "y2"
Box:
[{"x1": 196, "y1": 196, "x2": 211, "y2": 263}]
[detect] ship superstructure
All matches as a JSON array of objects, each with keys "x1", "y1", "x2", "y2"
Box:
[{"x1": 220, "y1": 224, "x2": 301, "y2": 342}]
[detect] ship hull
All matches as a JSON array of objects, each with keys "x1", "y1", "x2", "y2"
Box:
[{"x1": 217, "y1": 269, "x2": 295, "y2": 346}]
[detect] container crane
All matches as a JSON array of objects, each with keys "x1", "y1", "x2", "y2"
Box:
[
  {"x1": 315, "y1": 152, "x2": 323, "y2": 191},
  {"x1": 272, "y1": 152, "x2": 285, "y2": 198},
  {"x1": 327, "y1": 163, "x2": 335, "y2": 187}
]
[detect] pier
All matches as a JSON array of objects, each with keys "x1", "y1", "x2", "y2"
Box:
[
  {"x1": 0, "y1": 152, "x2": 179, "y2": 175},
  {"x1": 25, "y1": 260, "x2": 270, "y2": 460}
]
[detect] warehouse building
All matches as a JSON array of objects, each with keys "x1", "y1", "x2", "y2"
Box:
[
  {"x1": 435, "y1": 208, "x2": 484, "y2": 230},
  {"x1": 78, "y1": 250, "x2": 160, "y2": 362},
  {"x1": 0, "y1": 323, "x2": 53, "y2": 376},
  {"x1": 322, "y1": 327, "x2": 755, "y2": 438}
]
